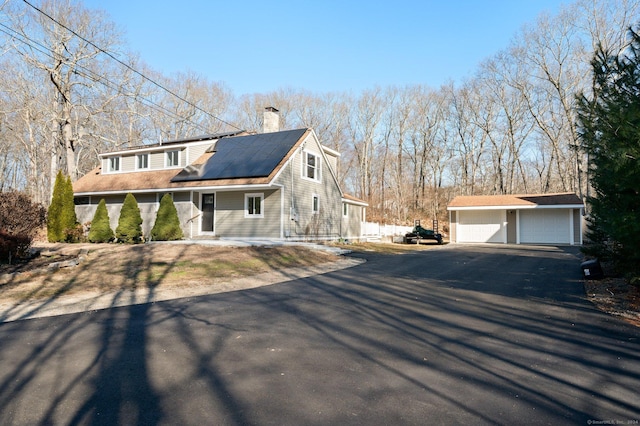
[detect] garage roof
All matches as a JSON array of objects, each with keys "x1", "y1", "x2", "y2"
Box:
[{"x1": 447, "y1": 193, "x2": 583, "y2": 210}]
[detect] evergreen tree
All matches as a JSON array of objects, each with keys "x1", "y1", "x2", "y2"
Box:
[
  {"x1": 115, "y1": 193, "x2": 144, "y2": 244},
  {"x1": 62, "y1": 174, "x2": 78, "y2": 242},
  {"x1": 151, "y1": 194, "x2": 184, "y2": 241},
  {"x1": 47, "y1": 170, "x2": 77, "y2": 242},
  {"x1": 47, "y1": 170, "x2": 65, "y2": 242},
  {"x1": 88, "y1": 199, "x2": 114, "y2": 243},
  {"x1": 576, "y1": 28, "x2": 640, "y2": 281}
]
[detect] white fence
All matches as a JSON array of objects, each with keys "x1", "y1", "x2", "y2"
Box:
[{"x1": 362, "y1": 222, "x2": 413, "y2": 238}]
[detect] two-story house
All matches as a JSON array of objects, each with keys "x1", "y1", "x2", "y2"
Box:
[{"x1": 72, "y1": 108, "x2": 368, "y2": 241}]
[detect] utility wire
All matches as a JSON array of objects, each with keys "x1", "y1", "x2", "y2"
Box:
[
  {"x1": 21, "y1": 0, "x2": 244, "y2": 132},
  {"x1": 0, "y1": 22, "x2": 214, "y2": 135}
]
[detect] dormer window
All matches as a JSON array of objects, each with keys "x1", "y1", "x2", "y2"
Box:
[
  {"x1": 108, "y1": 156, "x2": 120, "y2": 172},
  {"x1": 137, "y1": 153, "x2": 149, "y2": 170},
  {"x1": 166, "y1": 150, "x2": 180, "y2": 168},
  {"x1": 303, "y1": 151, "x2": 320, "y2": 182}
]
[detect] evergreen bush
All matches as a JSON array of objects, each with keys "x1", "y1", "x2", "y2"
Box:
[
  {"x1": 151, "y1": 194, "x2": 183, "y2": 241},
  {"x1": 62, "y1": 174, "x2": 78, "y2": 242},
  {"x1": 47, "y1": 170, "x2": 66, "y2": 242},
  {"x1": 115, "y1": 193, "x2": 143, "y2": 244},
  {"x1": 47, "y1": 171, "x2": 78, "y2": 242},
  {"x1": 88, "y1": 199, "x2": 114, "y2": 243}
]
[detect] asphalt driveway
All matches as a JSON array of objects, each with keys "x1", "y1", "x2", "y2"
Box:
[{"x1": 0, "y1": 244, "x2": 638, "y2": 425}]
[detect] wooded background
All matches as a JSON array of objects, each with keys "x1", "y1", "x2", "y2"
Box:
[{"x1": 1, "y1": 0, "x2": 638, "y2": 225}]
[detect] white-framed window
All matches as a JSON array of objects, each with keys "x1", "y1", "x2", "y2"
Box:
[
  {"x1": 312, "y1": 194, "x2": 320, "y2": 214},
  {"x1": 343, "y1": 202, "x2": 348, "y2": 217},
  {"x1": 166, "y1": 150, "x2": 180, "y2": 167},
  {"x1": 245, "y1": 193, "x2": 264, "y2": 218},
  {"x1": 137, "y1": 153, "x2": 149, "y2": 170},
  {"x1": 302, "y1": 151, "x2": 321, "y2": 181},
  {"x1": 108, "y1": 156, "x2": 120, "y2": 172}
]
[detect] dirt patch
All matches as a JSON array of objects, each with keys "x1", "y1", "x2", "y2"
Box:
[
  {"x1": 0, "y1": 242, "x2": 338, "y2": 304},
  {"x1": 585, "y1": 276, "x2": 640, "y2": 328},
  {"x1": 0, "y1": 252, "x2": 77, "y2": 275}
]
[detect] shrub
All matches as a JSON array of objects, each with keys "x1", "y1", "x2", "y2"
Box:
[
  {"x1": 116, "y1": 193, "x2": 143, "y2": 244},
  {"x1": 88, "y1": 199, "x2": 114, "y2": 243},
  {"x1": 151, "y1": 194, "x2": 183, "y2": 241},
  {"x1": 47, "y1": 171, "x2": 77, "y2": 242},
  {"x1": 0, "y1": 191, "x2": 47, "y2": 262}
]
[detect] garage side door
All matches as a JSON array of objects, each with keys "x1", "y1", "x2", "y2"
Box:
[
  {"x1": 457, "y1": 210, "x2": 504, "y2": 243},
  {"x1": 520, "y1": 209, "x2": 570, "y2": 244}
]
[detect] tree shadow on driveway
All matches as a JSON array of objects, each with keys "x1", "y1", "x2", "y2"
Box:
[{"x1": 0, "y1": 244, "x2": 638, "y2": 425}]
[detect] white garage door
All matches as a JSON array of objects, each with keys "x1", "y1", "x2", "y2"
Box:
[
  {"x1": 520, "y1": 209, "x2": 570, "y2": 244},
  {"x1": 457, "y1": 210, "x2": 504, "y2": 243}
]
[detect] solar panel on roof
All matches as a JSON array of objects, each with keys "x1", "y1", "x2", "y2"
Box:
[{"x1": 171, "y1": 128, "x2": 307, "y2": 182}]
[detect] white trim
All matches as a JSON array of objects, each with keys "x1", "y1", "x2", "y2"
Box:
[
  {"x1": 199, "y1": 192, "x2": 216, "y2": 235},
  {"x1": 105, "y1": 156, "x2": 121, "y2": 173},
  {"x1": 301, "y1": 149, "x2": 321, "y2": 183},
  {"x1": 189, "y1": 191, "x2": 194, "y2": 239},
  {"x1": 342, "y1": 197, "x2": 368, "y2": 207},
  {"x1": 135, "y1": 153, "x2": 150, "y2": 170},
  {"x1": 447, "y1": 204, "x2": 584, "y2": 211},
  {"x1": 568, "y1": 209, "x2": 574, "y2": 246},
  {"x1": 98, "y1": 139, "x2": 216, "y2": 158},
  {"x1": 312, "y1": 193, "x2": 320, "y2": 214},
  {"x1": 322, "y1": 145, "x2": 341, "y2": 157},
  {"x1": 75, "y1": 184, "x2": 276, "y2": 197},
  {"x1": 165, "y1": 149, "x2": 181, "y2": 168},
  {"x1": 245, "y1": 193, "x2": 264, "y2": 218}
]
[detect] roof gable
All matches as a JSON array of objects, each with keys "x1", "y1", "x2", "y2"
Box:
[{"x1": 171, "y1": 128, "x2": 308, "y2": 182}]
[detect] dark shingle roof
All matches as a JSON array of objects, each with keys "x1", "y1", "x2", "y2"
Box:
[{"x1": 171, "y1": 128, "x2": 308, "y2": 182}]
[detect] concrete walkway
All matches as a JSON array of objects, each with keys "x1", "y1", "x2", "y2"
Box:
[{"x1": 151, "y1": 238, "x2": 354, "y2": 255}]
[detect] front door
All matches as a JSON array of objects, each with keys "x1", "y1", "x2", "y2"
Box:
[{"x1": 201, "y1": 193, "x2": 215, "y2": 233}]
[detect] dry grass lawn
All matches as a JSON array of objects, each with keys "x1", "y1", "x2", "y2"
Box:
[{"x1": 0, "y1": 243, "x2": 338, "y2": 303}]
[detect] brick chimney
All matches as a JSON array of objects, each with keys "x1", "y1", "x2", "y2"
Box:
[{"x1": 263, "y1": 106, "x2": 279, "y2": 133}]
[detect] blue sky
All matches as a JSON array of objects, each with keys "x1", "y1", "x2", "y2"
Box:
[{"x1": 84, "y1": 0, "x2": 568, "y2": 96}]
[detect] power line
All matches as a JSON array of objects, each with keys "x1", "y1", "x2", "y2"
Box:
[
  {"x1": 21, "y1": 0, "x2": 244, "y2": 132},
  {"x1": 0, "y1": 22, "x2": 215, "y2": 136}
]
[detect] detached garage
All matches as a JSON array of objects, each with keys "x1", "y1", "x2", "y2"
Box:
[{"x1": 447, "y1": 193, "x2": 584, "y2": 245}]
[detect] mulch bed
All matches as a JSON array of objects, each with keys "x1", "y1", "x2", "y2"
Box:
[
  {"x1": 584, "y1": 270, "x2": 640, "y2": 328},
  {"x1": 0, "y1": 249, "x2": 77, "y2": 275}
]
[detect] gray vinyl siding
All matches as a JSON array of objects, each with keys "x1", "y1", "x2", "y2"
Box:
[
  {"x1": 342, "y1": 203, "x2": 364, "y2": 240},
  {"x1": 150, "y1": 151, "x2": 164, "y2": 169},
  {"x1": 173, "y1": 192, "x2": 191, "y2": 202},
  {"x1": 214, "y1": 189, "x2": 281, "y2": 238},
  {"x1": 274, "y1": 134, "x2": 342, "y2": 240},
  {"x1": 573, "y1": 208, "x2": 582, "y2": 245},
  {"x1": 75, "y1": 194, "x2": 125, "y2": 236},
  {"x1": 325, "y1": 152, "x2": 338, "y2": 177},
  {"x1": 121, "y1": 155, "x2": 135, "y2": 172},
  {"x1": 75, "y1": 192, "x2": 193, "y2": 241},
  {"x1": 187, "y1": 144, "x2": 210, "y2": 163}
]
